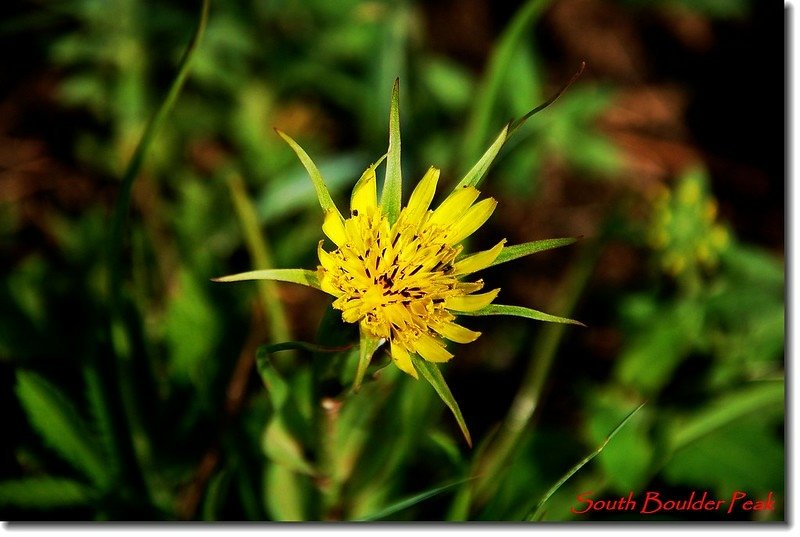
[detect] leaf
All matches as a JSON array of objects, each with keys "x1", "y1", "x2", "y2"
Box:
[
  {"x1": 264, "y1": 464, "x2": 308, "y2": 521},
  {"x1": 0, "y1": 477, "x2": 93, "y2": 509},
  {"x1": 662, "y1": 414, "x2": 783, "y2": 496},
  {"x1": 353, "y1": 326, "x2": 383, "y2": 392},
  {"x1": 665, "y1": 380, "x2": 784, "y2": 454},
  {"x1": 459, "y1": 304, "x2": 585, "y2": 327},
  {"x1": 261, "y1": 415, "x2": 315, "y2": 475},
  {"x1": 275, "y1": 129, "x2": 340, "y2": 215},
  {"x1": 490, "y1": 238, "x2": 577, "y2": 267},
  {"x1": 526, "y1": 402, "x2": 646, "y2": 521},
  {"x1": 357, "y1": 478, "x2": 473, "y2": 521},
  {"x1": 410, "y1": 356, "x2": 472, "y2": 447},
  {"x1": 15, "y1": 371, "x2": 107, "y2": 487},
  {"x1": 455, "y1": 124, "x2": 509, "y2": 189},
  {"x1": 211, "y1": 268, "x2": 320, "y2": 289},
  {"x1": 380, "y1": 78, "x2": 402, "y2": 225}
]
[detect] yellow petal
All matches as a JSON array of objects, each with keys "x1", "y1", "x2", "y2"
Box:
[
  {"x1": 431, "y1": 321, "x2": 481, "y2": 344},
  {"x1": 316, "y1": 241, "x2": 337, "y2": 272},
  {"x1": 390, "y1": 339, "x2": 418, "y2": 379},
  {"x1": 404, "y1": 167, "x2": 440, "y2": 221},
  {"x1": 413, "y1": 332, "x2": 453, "y2": 363},
  {"x1": 452, "y1": 239, "x2": 506, "y2": 275},
  {"x1": 445, "y1": 288, "x2": 500, "y2": 312},
  {"x1": 350, "y1": 166, "x2": 378, "y2": 216},
  {"x1": 445, "y1": 198, "x2": 497, "y2": 244},
  {"x1": 427, "y1": 185, "x2": 480, "y2": 228},
  {"x1": 322, "y1": 208, "x2": 347, "y2": 247}
]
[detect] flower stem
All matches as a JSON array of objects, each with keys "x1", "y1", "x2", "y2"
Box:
[{"x1": 317, "y1": 397, "x2": 343, "y2": 519}]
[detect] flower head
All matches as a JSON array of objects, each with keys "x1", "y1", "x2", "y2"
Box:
[{"x1": 317, "y1": 164, "x2": 504, "y2": 377}]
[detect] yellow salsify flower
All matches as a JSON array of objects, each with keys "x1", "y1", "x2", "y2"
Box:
[
  {"x1": 215, "y1": 80, "x2": 581, "y2": 443},
  {"x1": 316, "y1": 162, "x2": 502, "y2": 378}
]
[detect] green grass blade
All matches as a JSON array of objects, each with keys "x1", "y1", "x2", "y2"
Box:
[
  {"x1": 380, "y1": 78, "x2": 402, "y2": 225},
  {"x1": 212, "y1": 268, "x2": 320, "y2": 289},
  {"x1": 103, "y1": 0, "x2": 210, "y2": 503},
  {"x1": 455, "y1": 124, "x2": 509, "y2": 189},
  {"x1": 666, "y1": 380, "x2": 784, "y2": 454},
  {"x1": 526, "y1": 402, "x2": 646, "y2": 521},
  {"x1": 276, "y1": 129, "x2": 340, "y2": 214},
  {"x1": 0, "y1": 477, "x2": 93, "y2": 509},
  {"x1": 108, "y1": 0, "x2": 209, "y2": 296},
  {"x1": 490, "y1": 238, "x2": 577, "y2": 267},
  {"x1": 459, "y1": 304, "x2": 585, "y2": 327},
  {"x1": 411, "y1": 356, "x2": 472, "y2": 447},
  {"x1": 226, "y1": 170, "x2": 291, "y2": 346},
  {"x1": 356, "y1": 478, "x2": 473, "y2": 521},
  {"x1": 507, "y1": 61, "x2": 586, "y2": 137},
  {"x1": 15, "y1": 371, "x2": 107, "y2": 487}
]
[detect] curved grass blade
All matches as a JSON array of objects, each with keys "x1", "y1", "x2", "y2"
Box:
[
  {"x1": 275, "y1": 129, "x2": 340, "y2": 215},
  {"x1": 490, "y1": 238, "x2": 578, "y2": 267},
  {"x1": 380, "y1": 78, "x2": 402, "y2": 225},
  {"x1": 109, "y1": 0, "x2": 210, "y2": 294},
  {"x1": 212, "y1": 268, "x2": 320, "y2": 289},
  {"x1": 411, "y1": 356, "x2": 472, "y2": 447},
  {"x1": 356, "y1": 478, "x2": 474, "y2": 521},
  {"x1": 104, "y1": 0, "x2": 210, "y2": 502},
  {"x1": 459, "y1": 304, "x2": 585, "y2": 327},
  {"x1": 507, "y1": 61, "x2": 586, "y2": 137},
  {"x1": 526, "y1": 402, "x2": 645, "y2": 521}
]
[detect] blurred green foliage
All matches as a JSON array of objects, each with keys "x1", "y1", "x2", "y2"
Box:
[{"x1": 1, "y1": 0, "x2": 782, "y2": 522}]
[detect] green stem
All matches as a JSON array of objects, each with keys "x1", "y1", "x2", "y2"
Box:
[
  {"x1": 468, "y1": 239, "x2": 602, "y2": 508},
  {"x1": 317, "y1": 397, "x2": 343, "y2": 519},
  {"x1": 103, "y1": 0, "x2": 210, "y2": 505},
  {"x1": 226, "y1": 170, "x2": 292, "y2": 358}
]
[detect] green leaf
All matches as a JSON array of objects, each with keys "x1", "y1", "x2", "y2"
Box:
[
  {"x1": 264, "y1": 464, "x2": 309, "y2": 521},
  {"x1": 490, "y1": 237, "x2": 577, "y2": 267},
  {"x1": 456, "y1": 124, "x2": 509, "y2": 189},
  {"x1": 212, "y1": 268, "x2": 320, "y2": 289},
  {"x1": 353, "y1": 326, "x2": 383, "y2": 392},
  {"x1": 410, "y1": 356, "x2": 471, "y2": 447},
  {"x1": 201, "y1": 469, "x2": 231, "y2": 521},
  {"x1": 357, "y1": 478, "x2": 473, "y2": 521},
  {"x1": 665, "y1": 380, "x2": 784, "y2": 454},
  {"x1": 662, "y1": 414, "x2": 783, "y2": 496},
  {"x1": 261, "y1": 415, "x2": 315, "y2": 475},
  {"x1": 0, "y1": 477, "x2": 93, "y2": 509},
  {"x1": 15, "y1": 371, "x2": 107, "y2": 487},
  {"x1": 275, "y1": 129, "x2": 340, "y2": 215},
  {"x1": 380, "y1": 78, "x2": 402, "y2": 225},
  {"x1": 526, "y1": 402, "x2": 646, "y2": 521},
  {"x1": 459, "y1": 304, "x2": 585, "y2": 327}
]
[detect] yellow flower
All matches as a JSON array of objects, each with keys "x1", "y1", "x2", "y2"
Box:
[{"x1": 317, "y1": 162, "x2": 503, "y2": 378}]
